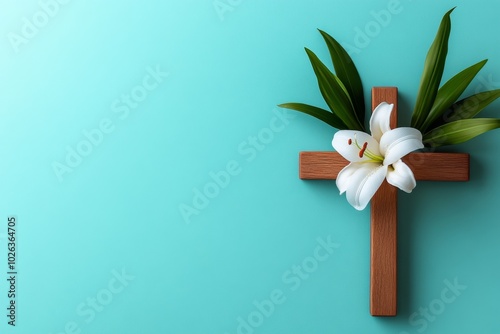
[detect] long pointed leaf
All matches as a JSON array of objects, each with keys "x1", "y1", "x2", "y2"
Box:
[
  {"x1": 423, "y1": 118, "x2": 500, "y2": 147},
  {"x1": 421, "y1": 59, "x2": 488, "y2": 131},
  {"x1": 431, "y1": 89, "x2": 500, "y2": 127},
  {"x1": 318, "y1": 29, "x2": 365, "y2": 127},
  {"x1": 305, "y1": 48, "x2": 364, "y2": 131},
  {"x1": 278, "y1": 103, "x2": 348, "y2": 129},
  {"x1": 411, "y1": 8, "x2": 454, "y2": 130}
]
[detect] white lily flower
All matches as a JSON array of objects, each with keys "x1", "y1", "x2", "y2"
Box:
[{"x1": 332, "y1": 102, "x2": 424, "y2": 210}]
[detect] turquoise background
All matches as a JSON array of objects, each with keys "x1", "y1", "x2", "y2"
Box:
[{"x1": 0, "y1": 0, "x2": 499, "y2": 333}]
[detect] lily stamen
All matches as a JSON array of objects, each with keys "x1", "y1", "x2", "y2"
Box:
[{"x1": 352, "y1": 134, "x2": 383, "y2": 162}]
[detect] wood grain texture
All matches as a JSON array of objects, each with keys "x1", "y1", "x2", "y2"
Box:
[
  {"x1": 370, "y1": 179, "x2": 397, "y2": 316},
  {"x1": 299, "y1": 152, "x2": 470, "y2": 181},
  {"x1": 370, "y1": 87, "x2": 398, "y2": 316}
]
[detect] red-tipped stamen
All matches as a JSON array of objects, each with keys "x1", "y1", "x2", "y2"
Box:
[
  {"x1": 348, "y1": 138, "x2": 352, "y2": 145},
  {"x1": 359, "y1": 142, "x2": 368, "y2": 158}
]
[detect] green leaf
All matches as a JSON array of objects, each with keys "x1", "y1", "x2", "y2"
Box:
[
  {"x1": 411, "y1": 8, "x2": 455, "y2": 130},
  {"x1": 423, "y1": 118, "x2": 500, "y2": 147},
  {"x1": 420, "y1": 59, "x2": 488, "y2": 132},
  {"x1": 278, "y1": 103, "x2": 348, "y2": 129},
  {"x1": 433, "y1": 89, "x2": 500, "y2": 126},
  {"x1": 304, "y1": 47, "x2": 364, "y2": 131},
  {"x1": 318, "y1": 29, "x2": 366, "y2": 127}
]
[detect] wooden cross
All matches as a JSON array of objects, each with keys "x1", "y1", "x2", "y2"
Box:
[{"x1": 299, "y1": 87, "x2": 470, "y2": 316}]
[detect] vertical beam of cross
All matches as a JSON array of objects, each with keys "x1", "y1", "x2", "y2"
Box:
[{"x1": 370, "y1": 87, "x2": 398, "y2": 316}]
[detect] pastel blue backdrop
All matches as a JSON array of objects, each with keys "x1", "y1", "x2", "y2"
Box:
[{"x1": 0, "y1": 0, "x2": 499, "y2": 333}]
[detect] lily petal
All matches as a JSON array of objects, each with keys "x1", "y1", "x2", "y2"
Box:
[
  {"x1": 386, "y1": 160, "x2": 417, "y2": 193},
  {"x1": 379, "y1": 127, "x2": 424, "y2": 165},
  {"x1": 370, "y1": 102, "x2": 393, "y2": 142},
  {"x1": 336, "y1": 162, "x2": 362, "y2": 194},
  {"x1": 344, "y1": 162, "x2": 388, "y2": 210},
  {"x1": 332, "y1": 130, "x2": 381, "y2": 162}
]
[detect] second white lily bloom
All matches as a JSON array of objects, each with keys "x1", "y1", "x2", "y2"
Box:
[{"x1": 332, "y1": 102, "x2": 424, "y2": 210}]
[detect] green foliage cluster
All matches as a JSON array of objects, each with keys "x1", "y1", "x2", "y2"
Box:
[{"x1": 280, "y1": 8, "x2": 500, "y2": 147}]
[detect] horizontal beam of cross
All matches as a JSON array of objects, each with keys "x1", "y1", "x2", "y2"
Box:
[{"x1": 299, "y1": 152, "x2": 470, "y2": 181}]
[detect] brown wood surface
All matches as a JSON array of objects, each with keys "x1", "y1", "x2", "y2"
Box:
[
  {"x1": 299, "y1": 152, "x2": 470, "y2": 181},
  {"x1": 370, "y1": 87, "x2": 398, "y2": 316}
]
